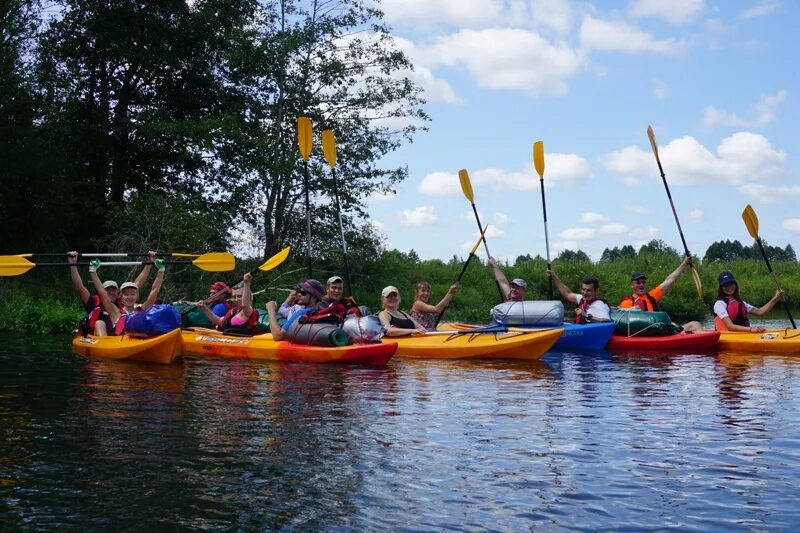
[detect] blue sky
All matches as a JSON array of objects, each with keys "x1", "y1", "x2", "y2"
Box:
[{"x1": 362, "y1": 0, "x2": 799, "y2": 263}]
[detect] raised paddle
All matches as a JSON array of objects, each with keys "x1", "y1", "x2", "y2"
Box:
[
  {"x1": 742, "y1": 204, "x2": 796, "y2": 329},
  {"x1": 321, "y1": 129, "x2": 353, "y2": 296},
  {"x1": 434, "y1": 226, "x2": 487, "y2": 328},
  {"x1": 533, "y1": 140, "x2": 553, "y2": 299},
  {"x1": 458, "y1": 169, "x2": 505, "y2": 302},
  {"x1": 646, "y1": 125, "x2": 702, "y2": 299},
  {"x1": 22, "y1": 252, "x2": 205, "y2": 258},
  {"x1": 298, "y1": 116, "x2": 314, "y2": 278},
  {"x1": 0, "y1": 252, "x2": 236, "y2": 277}
]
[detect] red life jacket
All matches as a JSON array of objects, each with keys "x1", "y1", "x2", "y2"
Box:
[
  {"x1": 574, "y1": 297, "x2": 609, "y2": 324},
  {"x1": 80, "y1": 298, "x2": 123, "y2": 336},
  {"x1": 718, "y1": 296, "x2": 749, "y2": 327},
  {"x1": 620, "y1": 293, "x2": 659, "y2": 312},
  {"x1": 298, "y1": 303, "x2": 361, "y2": 326},
  {"x1": 219, "y1": 306, "x2": 259, "y2": 335}
]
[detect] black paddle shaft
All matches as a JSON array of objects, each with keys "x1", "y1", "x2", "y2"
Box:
[
  {"x1": 655, "y1": 161, "x2": 694, "y2": 263},
  {"x1": 330, "y1": 167, "x2": 353, "y2": 296},
  {"x1": 303, "y1": 161, "x2": 313, "y2": 278},
  {"x1": 539, "y1": 179, "x2": 553, "y2": 299},
  {"x1": 434, "y1": 253, "x2": 475, "y2": 328},
  {"x1": 755, "y1": 237, "x2": 797, "y2": 328},
  {"x1": 470, "y1": 203, "x2": 505, "y2": 302}
]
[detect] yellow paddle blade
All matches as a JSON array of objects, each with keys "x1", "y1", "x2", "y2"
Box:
[
  {"x1": 742, "y1": 204, "x2": 759, "y2": 239},
  {"x1": 192, "y1": 252, "x2": 235, "y2": 272},
  {"x1": 458, "y1": 169, "x2": 474, "y2": 203},
  {"x1": 259, "y1": 246, "x2": 291, "y2": 272},
  {"x1": 691, "y1": 266, "x2": 702, "y2": 299},
  {"x1": 0, "y1": 255, "x2": 36, "y2": 276},
  {"x1": 321, "y1": 129, "x2": 337, "y2": 167},
  {"x1": 297, "y1": 116, "x2": 313, "y2": 161},
  {"x1": 647, "y1": 125, "x2": 660, "y2": 160},
  {"x1": 533, "y1": 141, "x2": 545, "y2": 180},
  {"x1": 470, "y1": 225, "x2": 488, "y2": 255}
]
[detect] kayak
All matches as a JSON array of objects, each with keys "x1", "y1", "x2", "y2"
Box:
[
  {"x1": 71, "y1": 328, "x2": 183, "y2": 364},
  {"x1": 180, "y1": 329, "x2": 396, "y2": 365},
  {"x1": 718, "y1": 329, "x2": 800, "y2": 354},
  {"x1": 444, "y1": 322, "x2": 614, "y2": 351},
  {"x1": 394, "y1": 327, "x2": 563, "y2": 360},
  {"x1": 606, "y1": 330, "x2": 720, "y2": 353}
]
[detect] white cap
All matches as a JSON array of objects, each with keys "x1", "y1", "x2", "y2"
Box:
[
  {"x1": 327, "y1": 275, "x2": 343, "y2": 285},
  {"x1": 102, "y1": 281, "x2": 119, "y2": 290},
  {"x1": 120, "y1": 282, "x2": 138, "y2": 291},
  {"x1": 381, "y1": 285, "x2": 399, "y2": 298}
]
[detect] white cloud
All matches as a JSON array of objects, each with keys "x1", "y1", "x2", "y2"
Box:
[
  {"x1": 686, "y1": 208, "x2": 704, "y2": 221},
  {"x1": 739, "y1": 184, "x2": 800, "y2": 204},
  {"x1": 424, "y1": 28, "x2": 584, "y2": 95},
  {"x1": 600, "y1": 223, "x2": 629, "y2": 235},
  {"x1": 653, "y1": 79, "x2": 669, "y2": 99},
  {"x1": 368, "y1": 190, "x2": 396, "y2": 204},
  {"x1": 580, "y1": 16, "x2": 684, "y2": 54},
  {"x1": 392, "y1": 37, "x2": 464, "y2": 105},
  {"x1": 481, "y1": 225, "x2": 506, "y2": 239},
  {"x1": 559, "y1": 227, "x2": 596, "y2": 240},
  {"x1": 418, "y1": 171, "x2": 462, "y2": 196},
  {"x1": 626, "y1": 205, "x2": 651, "y2": 215},
  {"x1": 380, "y1": 0, "x2": 503, "y2": 27},
  {"x1": 580, "y1": 212, "x2": 608, "y2": 223},
  {"x1": 629, "y1": 0, "x2": 705, "y2": 25},
  {"x1": 740, "y1": 0, "x2": 780, "y2": 20},
  {"x1": 618, "y1": 176, "x2": 642, "y2": 186},
  {"x1": 530, "y1": 0, "x2": 575, "y2": 35},
  {"x1": 629, "y1": 225, "x2": 660, "y2": 239},
  {"x1": 703, "y1": 90, "x2": 787, "y2": 129},
  {"x1": 493, "y1": 212, "x2": 511, "y2": 226},
  {"x1": 553, "y1": 240, "x2": 579, "y2": 252},
  {"x1": 783, "y1": 218, "x2": 800, "y2": 233},
  {"x1": 398, "y1": 205, "x2": 437, "y2": 226},
  {"x1": 601, "y1": 131, "x2": 787, "y2": 185}
]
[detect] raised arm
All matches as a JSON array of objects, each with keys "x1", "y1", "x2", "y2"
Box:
[
  {"x1": 659, "y1": 255, "x2": 691, "y2": 295},
  {"x1": 68, "y1": 251, "x2": 91, "y2": 305},
  {"x1": 89, "y1": 262, "x2": 120, "y2": 326},
  {"x1": 411, "y1": 283, "x2": 460, "y2": 314},
  {"x1": 750, "y1": 289, "x2": 784, "y2": 317},
  {"x1": 547, "y1": 270, "x2": 578, "y2": 304},
  {"x1": 488, "y1": 257, "x2": 511, "y2": 300},
  {"x1": 133, "y1": 251, "x2": 157, "y2": 290},
  {"x1": 140, "y1": 260, "x2": 165, "y2": 310},
  {"x1": 266, "y1": 301, "x2": 287, "y2": 341}
]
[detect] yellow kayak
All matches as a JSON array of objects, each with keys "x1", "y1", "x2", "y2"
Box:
[
  {"x1": 71, "y1": 328, "x2": 183, "y2": 364},
  {"x1": 393, "y1": 327, "x2": 563, "y2": 360},
  {"x1": 718, "y1": 328, "x2": 800, "y2": 354}
]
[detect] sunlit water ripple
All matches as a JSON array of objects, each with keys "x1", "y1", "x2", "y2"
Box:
[{"x1": 2, "y1": 329, "x2": 800, "y2": 531}]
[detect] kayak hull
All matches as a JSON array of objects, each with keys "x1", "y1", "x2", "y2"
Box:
[
  {"x1": 71, "y1": 328, "x2": 183, "y2": 364},
  {"x1": 521, "y1": 322, "x2": 615, "y2": 351},
  {"x1": 607, "y1": 330, "x2": 720, "y2": 353},
  {"x1": 396, "y1": 327, "x2": 563, "y2": 360},
  {"x1": 718, "y1": 329, "x2": 800, "y2": 354},
  {"x1": 181, "y1": 330, "x2": 396, "y2": 365}
]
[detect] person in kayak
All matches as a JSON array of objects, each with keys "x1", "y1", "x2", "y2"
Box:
[
  {"x1": 378, "y1": 285, "x2": 427, "y2": 336},
  {"x1": 547, "y1": 270, "x2": 611, "y2": 323},
  {"x1": 618, "y1": 255, "x2": 702, "y2": 332},
  {"x1": 265, "y1": 278, "x2": 325, "y2": 341},
  {"x1": 713, "y1": 271, "x2": 784, "y2": 333},
  {"x1": 410, "y1": 281, "x2": 460, "y2": 331},
  {"x1": 88, "y1": 258, "x2": 166, "y2": 336},
  {"x1": 69, "y1": 250, "x2": 156, "y2": 335},
  {"x1": 198, "y1": 274, "x2": 259, "y2": 334},
  {"x1": 320, "y1": 275, "x2": 346, "y2": 306},
  {"x1": 487, "y1": 256, "x2": 527, "y2": 301},
  {"x1": 207, "y1": 281, "x2": 232, "y2": 317}
]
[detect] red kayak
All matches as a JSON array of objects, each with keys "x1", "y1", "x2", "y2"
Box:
[{"x1": 607, "y1": 330, "x2": 720, "y2": 353}]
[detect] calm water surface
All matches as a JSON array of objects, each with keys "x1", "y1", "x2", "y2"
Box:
[{"x1": 2, "y1": 328, "x2": 800, "y2": 531}]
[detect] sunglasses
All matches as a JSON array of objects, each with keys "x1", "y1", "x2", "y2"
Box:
[{"x1": 297, "y1": 289, "x2": 308, "y2": 296}]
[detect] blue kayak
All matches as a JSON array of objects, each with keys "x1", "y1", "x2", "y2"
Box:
[{"x1": 519, "y1": 322, "x2": 615, "y2": 351}]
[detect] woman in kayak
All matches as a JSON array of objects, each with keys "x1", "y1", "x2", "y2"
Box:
[
  {"x1": 713, "y1": 271, "x2": 784, "y2": 333},
  {"x1": 409, "y1": 281, "x2": 460, "y2": 331},
  {"x1": 378, "y1": 285, "x2": 427, "y2": 336}
]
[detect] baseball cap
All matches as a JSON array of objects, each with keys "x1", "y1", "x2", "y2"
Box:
[
  {"x1": 102, "y1": 281, "x2": 119, "y2": 290},
  {"x1": 718, "y1": 271, "x2": 737, "y2": 286},
  {"x1": 209, "y1": 281, "x2": 231, "y2": 293},
  {"x1": 300, "y1": 279, "x2": 324, "y2": 300},
  {"x1": 120, "y1": 281, "x2": 138, "y2": 291},
  {"x1": 509, "y1": 278, "x2": 528, "y2": 289},
  {"x1": 327, "y1": 275, "x2": 343, "y2": 285},
  {"x1": 381, "y1": 285, "x2": 399, "y2": 298},
  {"x1": 630, "y1": 272, "x2": 647, "y2": 281}
]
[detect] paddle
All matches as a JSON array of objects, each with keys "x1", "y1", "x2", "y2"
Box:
[
  {"x1": 458, "y1": 169, "x2": 505, "y2": 302},
  {"x1": 22, "y1": 252, "x2": 204, "y2": 258},
  {"x1": 298, "y1": 116, "x2": 314, "y2": 278},
  {"x1": 434, "y1": 226, "x2": 487, "y2": 328},
  {"x1": 646, "y1": 125, "x2": 702, "y2": 299},
  {"x1": 533, "y1": 140, "x2": 553, "y2": 299},
  {"x1": 321, "y1": 129, "x2": 353, "y2": 295},
  {"x1": 742, "y1": 204, "x2": 796, "y2": 329},
  {"x1": 0, "y1": 252, "x2": 236, "y2": 277}
]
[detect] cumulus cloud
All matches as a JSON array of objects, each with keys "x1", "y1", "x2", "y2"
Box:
[
  {"x1": 740, "y1": 0, "x2": 780, "y2": 20},
  {"x1": 368, "y1": 190, "x2": 396, "y2": 204},
  {"x1": 739, "y1": 184, "x2": 800, "y2": 204},
  {"x1": 628, "y1": 225, "x2": 659, "y2": 239},
  {"x1": 580, "y1": 212, "x2": 608, "y2": 223},
  {"x1": 629, "y1": 0, "x2": 705, "y2": 25},
  {"x1": 398, "y1": 205, "x2": 437, "y2": 226},
  {"x1": 559, "y1": 227, "x2": 596, "y2": 240},
  {"x1": 418, "y1": 171, "x2": 462, "y2": 196},
  {"x1": 553, "y1": 240, "x2": 579, "y2": 252},
  {"x1": 423, "y1": 28, "x2": 584, "y2": 95},
  {"x1": 601, "y1": 131, "x2": 787, "y2": 186},
  {"x1": 380, "y1": 0, "x2": 503, "y2": 27},
  {"x1": 703, "y1": 90, "x2": 787, "y2": 129},
  {"x1": 686, "y1": 208, "x2": 704, "y2": 221},
  {"x1": 481, "y1": 225, "x2": 506, "y2": 239},
  {"x1": 626, "y1": 205, "x2": 651, "y2": 215},
  {"x1": 600, "y1": 223, "x2": 629, "y2": 235},
  {"x1": 392, "y1": 37, "x2": 464, "y2": 105},
  {"x1": 493, "y1": 212, "x2": 511, "y2": 226},
  {"x1": 529, "y1": 0, "x2": 575, "y2": 35},
  {"x1": 783, "y1": 218, "x2": 800, "y2": 233},
  {"x1": 580, "y1": 16, "x2": 684, "y2": 54}
]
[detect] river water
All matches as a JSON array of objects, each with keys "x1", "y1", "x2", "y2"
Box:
[{"x1": 2, "y1": 328, "x2": 800, "y2": 531}]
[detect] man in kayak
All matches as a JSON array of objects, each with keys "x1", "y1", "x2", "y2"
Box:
[
  {"x1": 547, "y1": 270, "x2": 611, "y2": 323},
  {"x1": 713, "y1": 271, "x2": 784, "y2": 332},
  {"x1": 618, "y1": 255, "x2": 702, "y2": 332},
  {"x1": 488, "y1": 256, "x2": 527, "y2": 301},
  {"x1": 320, "y1": 275, "x2": 346, "y2": 306},
  {"x1": 265, "y1": 278, "x2": 325, "y2": 341}
]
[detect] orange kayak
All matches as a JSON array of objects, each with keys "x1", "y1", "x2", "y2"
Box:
[
  {"x1": 393, "y1": 327, "x2": 563, "y2": 360},
  {"x1": 71, "y1": 328, "x2": 183, "y2": 364},
  {"x1": 181, "y1": 329, "x2": 397, "y2": 365}
]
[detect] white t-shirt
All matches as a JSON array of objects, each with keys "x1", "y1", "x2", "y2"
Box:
[
  {"x1": 713, "y1": 299, "x2": 755, "y2": 319},
  {"x1": 574, "y1": 294, "x2": 611, "y2": 321}
]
